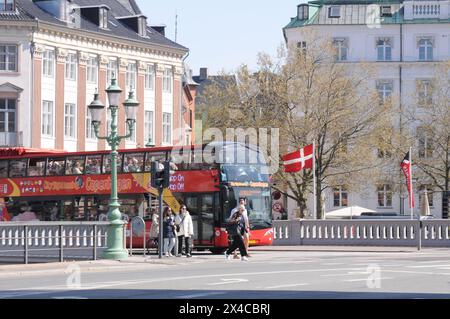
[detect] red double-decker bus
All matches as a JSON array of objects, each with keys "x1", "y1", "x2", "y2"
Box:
[{"x1": 0, "y1": 142, "x2": 273, "y2": 253}]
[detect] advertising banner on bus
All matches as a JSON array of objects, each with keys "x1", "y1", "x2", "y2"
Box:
[{"x1": 0, "y1": 171, "x2": 218, "y2": 198}]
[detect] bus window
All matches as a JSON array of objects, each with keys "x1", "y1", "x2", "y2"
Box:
[
  {"x1": 28, "y1": 158, "x2": 46, "y2": 177},
  {"x1": 0, "y1": 160, "x2": 8, "y2": 177},
  {"x1": 103, "y1": 154, "x2": 123, "y2": 174},
  {"x1": 47, "y1": 158, "x2": 66, "y2": 176},
  {"x1": 86, "y1": 155, "x2": 102, "y2": 175},
  {"x1": 66, "y1": 156, "x2": 85, "y2": 175},
  {"x1": 9, "y1": 159, "x2": 27, "y2": 178},
  {"x1": 144, "y1": 152, "x2": 167, "y2": 171},
  {"x1": 123, "y1": 153, "x2": 144, "y2": 173}
]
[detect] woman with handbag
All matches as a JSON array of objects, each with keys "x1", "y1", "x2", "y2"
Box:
[
  {"x1": 225, "y1": 205, "x2": 249, "y2": 261},
  {"x1": 175, "y1": 205, "x2": 194, "y2": 257}
]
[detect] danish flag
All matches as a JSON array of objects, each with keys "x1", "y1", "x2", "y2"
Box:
[{"x1": 283, "y1": 144, "x2": 314, "y2": 173}]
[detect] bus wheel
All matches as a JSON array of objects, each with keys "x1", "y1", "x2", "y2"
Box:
[{"x1": 209, "y1": 248, "x2": 226, "y2": 255}]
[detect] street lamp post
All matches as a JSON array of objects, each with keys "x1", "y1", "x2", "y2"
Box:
[{"x1": 88, "y1": 78, "x2": 139, "y2": 260}]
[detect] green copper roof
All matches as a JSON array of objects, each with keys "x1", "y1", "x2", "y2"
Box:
[{"x1": 284, "y1": 1, "x2": 450, "y2": 30}]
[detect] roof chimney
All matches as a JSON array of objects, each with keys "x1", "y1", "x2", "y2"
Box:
[{"x1": 199, "y1": 68, "x2": 208, "y2": 81}]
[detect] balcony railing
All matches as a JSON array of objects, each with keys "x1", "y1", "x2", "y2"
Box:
[
  {"x1": 404, "y1": 0, "x2": 450, "y2": 20},
  {"x1": 0, "y1": 132, "x2": 23, "y2": 147}
]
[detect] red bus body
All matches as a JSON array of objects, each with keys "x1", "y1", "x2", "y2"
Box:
[{"x1": 0, "y1": 145, "x2": 273, "y2": 252}]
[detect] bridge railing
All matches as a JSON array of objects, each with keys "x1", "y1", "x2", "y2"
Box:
[
  {"x1": 273, "y1": 220, "x2": 450, "y2": 248},
  {"x1": 0, "y1": 222, "x2": 110, "y2": 264}
]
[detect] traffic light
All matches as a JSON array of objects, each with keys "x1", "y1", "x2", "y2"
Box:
[{"x1": 150, "y1": 161, "x2": 170, "y2": 189}]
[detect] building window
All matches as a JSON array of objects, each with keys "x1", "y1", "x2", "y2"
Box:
[
  {"x1": 163, "y1": 112, "x2": 171, "y2": 144},
  {"x1": 377, "y1": 38, "x2": 392, "y2": 61},
  {"x1": 106, "y1": 59, "x2": 117, "y2": 87},
  {"x1": 377, "y1": 80, "x2": 393, "y2": 104},
  {"x1": 163, "y1": 67, "x2": 173, "y2": 93},
  {"x1": 86, "y1": 56, "x2": 98, "y2": 83},
  {"x1": 42, "y1": 100, "x2": 54, "y2": 137},
  {"x1": 43, "y1": 49, "x2": 55, "y2": 77},
  {"x1": 333, "y1": 186, "x2": 348, "y2": 207},
  {"x1": 0, "y1": 99, "x2": 15, "y2": 133},
  {"x1": 0, "y1": 45, "x2": 17, "y2": 72},
  {"x1": 99, "y1": 8, "x2": 108, "y2": 29},
  {"x1": 297, "y1": 4, "x2": 309, "y2": 20},
  {"x1": 377, "y1": 184, "x2": 393, "y2": 207},
  {"x1": 126, "y1": 62, "x2": 136, "y2": 90},
  {"x1": 417, "y1": 127, "x2": 434, "y2": 159},
  {"x1": 333, "y1": 38, "x2": 348, "y2": 61},
  {"x1": 380, "y1": 6, "x2": 392, "y2": 17},
  {"x1": 418, "y1": 38, "x2": 433, "y2": 61},
  {"x1": 328, "y1": 5, "x2": 341, "y2": 18},
  {"x1": 64, "y1": 103, "x2": 76, "y2": 138},
  {"x1": 144, "y1": 110, "x2": 154, "y2": 144},
  {"x1": 0, "y1": 0, "x2": 15, "y2": 11},
  {"x1": 65, "y1": 53, "x2": 77, "y2": 81},
  {"x1": 297, "y1": 41, "x2": 307, "y2": 55},
  {"x1": 417, "y1": 79, "x2": 433, "y2": 107},
  {"x1": 145, "y1": 64, "x2": 155, "y2": 90},
  {"x1": 419, "y1": 185, "x2": 434, "y2": 207},
  {"x1": 86, "y1": 107, "x2": 96, "y2": 140}
]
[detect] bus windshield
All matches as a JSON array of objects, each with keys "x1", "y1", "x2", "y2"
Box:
[
  {"x1": 221, "y1": 164, "x2": 269, "y2": 183},
  {"x1": 225, "y1": 187, "x2": 272, "y2": 229}
]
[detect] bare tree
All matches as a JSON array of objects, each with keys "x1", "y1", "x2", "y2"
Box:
[{"x1": 200, "y1": 36, "x2": 394, "y2": 219}]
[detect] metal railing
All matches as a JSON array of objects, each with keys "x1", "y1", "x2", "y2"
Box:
[
  {"x1": 0, "y1": 222, "x2": 110, "y2": 264},
  {"x1": 273, "y1": 220, "x2": 450, "y2": 249}
]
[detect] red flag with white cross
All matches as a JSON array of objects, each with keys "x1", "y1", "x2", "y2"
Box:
[{"x1": 283, "y1": 144, "x2": 314, "y2": 173}]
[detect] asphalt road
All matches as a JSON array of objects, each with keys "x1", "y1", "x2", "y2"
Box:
[{"x1": 1, "y1": 248, "x2": 450, "y2": 299}]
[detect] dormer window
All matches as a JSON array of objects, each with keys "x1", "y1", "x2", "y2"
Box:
[
  {"x1": 297, "y1": 4, "x2": 309, "y2": 21},
  {"x1": 138, "y1": 16, "x2": 147, "y2": 37},
  {"x1": 329, "y1": 6, "x2": 341, "y2": 18},
  {"x1": 380, "y1": 6, "x2": 392, "y2": 17},
  {"x1": 1, "y1": 0, "x2": 15, "y2": 12},
  {"x1": 99, "y1": 7, "x2": 108, "y2": 29}
]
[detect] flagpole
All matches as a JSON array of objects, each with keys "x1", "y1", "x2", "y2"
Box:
[
  {"x1": 313, "y1": 141, "x2": 317, "y2": 220},
  {"x1": 410, "y1": 146, "x2": 414, "y2": 220}
]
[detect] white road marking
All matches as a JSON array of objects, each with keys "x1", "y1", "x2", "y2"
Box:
[
  {"x1": 342, "y1": 277, "x2": 393, "y2": 283},
  {"x1": 265, "y1": 283, "x2": 309, "y2": 289},
  {"x1": 176, "y1": 292, "x2": 227, "y2": 299},
  {"x1": 407, "y1": 264, "x2": 450, "y2": 269},
  {"x1": 207, "y1": 279, "x2": 249, "y2": 286},
  {"x1": 52, "y1": 297, "x2": 88, "y2": 300}
]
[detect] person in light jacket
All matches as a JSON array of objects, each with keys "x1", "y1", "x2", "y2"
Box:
[
  {"x1": 175, "y1": 205, "x2": 194, "y2": 257},
  {"x1": 149, "y1": 210, "x2": 159, "y2": 250}
]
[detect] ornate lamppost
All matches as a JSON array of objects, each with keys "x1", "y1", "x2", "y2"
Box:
[{"x1": 88, "y1": 78, "x2": 139, "y2": 260}]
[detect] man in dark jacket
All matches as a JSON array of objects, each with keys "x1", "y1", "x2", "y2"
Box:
[{"x1": 225, "y1": 205, "x2": 249, "y2": 261}]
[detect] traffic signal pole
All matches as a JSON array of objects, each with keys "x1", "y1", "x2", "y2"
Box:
[{"x1": 158, "y1": 187, "x2": 163, "y2": 259}]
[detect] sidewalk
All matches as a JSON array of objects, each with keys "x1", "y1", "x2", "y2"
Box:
[{"x1": 250, "y1": 245, "x2": 424, "y2": 253}]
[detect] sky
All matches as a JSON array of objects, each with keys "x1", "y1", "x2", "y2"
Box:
[{"x1": 136, "y1": 0, "x2": 303, "y2": 76}]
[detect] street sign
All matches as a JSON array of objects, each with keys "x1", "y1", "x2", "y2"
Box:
[{"x1": 131, "y1": 216, "x2": 145, "y2": 237}]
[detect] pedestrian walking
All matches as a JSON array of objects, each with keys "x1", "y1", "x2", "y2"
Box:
[
  {"x1": 162, "y1": 207, "x2": 176, "y2": 257},
  {"x1": 148, "y1": 209, "x2": 159, "y2": 254},
  {"x1": 175, "y1": 205, "x2": 194, "y2": 257},
  {"x1": 225, "y1": 205, "x2": 249, "y2": 261},
  {"x1": 229, "y1": 198, "x2": 251, "y2": 258}
]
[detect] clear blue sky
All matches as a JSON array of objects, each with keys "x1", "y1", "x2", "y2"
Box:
[{"x1": 136, "y1": 0, "x2": 303, "y2": 76}]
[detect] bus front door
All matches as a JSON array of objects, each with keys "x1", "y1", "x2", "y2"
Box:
[{"x1": 185, "y1": 194, "x2": 215, "y2": 248}]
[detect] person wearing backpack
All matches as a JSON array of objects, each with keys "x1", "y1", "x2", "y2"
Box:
[
  {"x1": 225, "y1": 205, "x2": 249, "y2": 261},
  {"x1": 175, "y1": 205, "x2": 194, "y2": 257}
]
